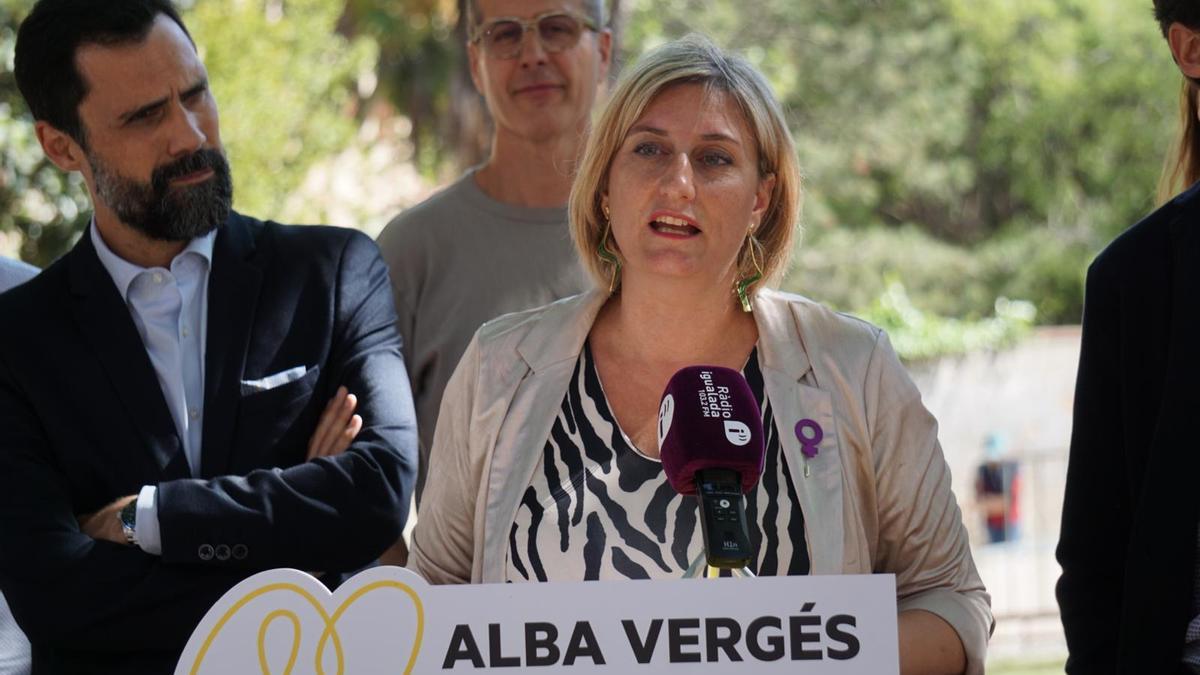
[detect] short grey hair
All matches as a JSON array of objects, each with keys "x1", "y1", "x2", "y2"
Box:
[{"x1": 465, "y1": 0, "x2": 606, "y2": 30}]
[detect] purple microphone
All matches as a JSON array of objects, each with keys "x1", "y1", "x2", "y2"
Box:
[{"x1": 658, "y1": 366, "x2": 765, "y2": 569}]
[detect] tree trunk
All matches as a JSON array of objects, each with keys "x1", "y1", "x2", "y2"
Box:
[
  {"x1": 449, "y1": 0, "x2": 492, "y2": 171},
  {"x1": 608, "y1": 0, "x2": 624, "y2": 82}
]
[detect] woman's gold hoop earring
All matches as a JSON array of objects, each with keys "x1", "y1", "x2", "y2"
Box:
[
  {"x1": 597, "y1": 212, "x2": 621, "y2": 294},
  {"x1": 734, "y1": 231, "x2": 764, "y2": 312}
]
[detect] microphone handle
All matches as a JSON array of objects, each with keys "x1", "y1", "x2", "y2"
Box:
[{"x1": 696, "y1": 468, "x2": 753, "y2": 569}]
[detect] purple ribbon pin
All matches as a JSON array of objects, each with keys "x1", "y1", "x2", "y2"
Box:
[{"x1": 795, "y1": 419, "x2": 823, "y2": 459}]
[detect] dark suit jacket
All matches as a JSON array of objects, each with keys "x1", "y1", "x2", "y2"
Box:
[
  {"x1": 0, "y1": 213, "x2": 417, "y2": 673},
  {"x1": 1056, "y1": 182, "x2": 1200, "y2": 674}
]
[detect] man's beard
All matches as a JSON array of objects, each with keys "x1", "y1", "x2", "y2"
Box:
[{"x1": 89, "y1": 147, "x2": 233, "y2": 242}]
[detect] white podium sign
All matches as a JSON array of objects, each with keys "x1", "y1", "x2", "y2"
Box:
[{"x1": 177, "y1": 566, "x2": 898, "y2": 674}]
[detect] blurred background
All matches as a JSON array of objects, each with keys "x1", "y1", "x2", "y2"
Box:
[{"x1": 0, "y1": 0, "x2": 1183, "y2": 671}]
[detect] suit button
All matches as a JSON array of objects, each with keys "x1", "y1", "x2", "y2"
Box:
[
  {"x1": 232, "y1": 544, "x2": 248, "y2": 560},
  {"x1": 215, "y1": 544, "x2": 231, "y2": 561},
  {"x1": 198, "y1": 544, "x2": 214, "y2": 561}
]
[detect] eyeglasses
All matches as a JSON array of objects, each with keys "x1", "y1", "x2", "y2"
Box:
[{"x1": 471, "y1": 10, "x2": 599, "y2": 60}]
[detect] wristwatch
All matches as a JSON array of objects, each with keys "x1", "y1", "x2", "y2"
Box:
[{"x1": 119, "y1": 498, "x2": 138, "y2": 546}]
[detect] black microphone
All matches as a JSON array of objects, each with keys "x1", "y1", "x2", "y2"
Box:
[{"x1": 658, "y1": 366, "x2": 765, "y2": 570}]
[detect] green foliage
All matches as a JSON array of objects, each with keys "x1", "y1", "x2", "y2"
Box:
[
  {"x1": 976, "y1": 224, "x2": 1093, "y2": 325},
  {"x1": 626, "y1": 0, "x2": 1176, "y2": 244},
  {"x1": 789, "y1": 223, "x2": 1094, "y2": 326},
  {"x1": 0, "y1": 0, "x2": 1185, "y2": 355},
  {"x1": 186, "y1": 0, "x2": 376, "y2": 220},
  {"x1": 858, "y1": 280, "x2": 1036, "y2": 362},
  {"x1": 790, "y1": 225, "x2": 987, "y2": 320},
  {"x1": 0, "y1": 0, "x2": 91, "y2": 266},
  {"x1": 944, "y1": 0, "x2": 1176, "y2": 243},
  {"x1": 623, "y1": 0, "x2": 1176, "y2": 355},
  {"x1": 340, "y1": 0, "x2": 462, "y2": 171},
  {"x1": 0, "y1": 0, "x2": 375, "y2": 264}
]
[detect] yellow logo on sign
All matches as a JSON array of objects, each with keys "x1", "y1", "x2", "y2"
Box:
[{"x1": 187, "y1": 579, "x2": 424, "y2": 675}]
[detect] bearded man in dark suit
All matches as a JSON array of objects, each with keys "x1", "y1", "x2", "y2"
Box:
[{"x1": 0, "y1": 1, "x2": 417, "y2": 671}]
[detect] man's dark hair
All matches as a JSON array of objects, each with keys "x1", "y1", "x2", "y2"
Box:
[
  {"x1": 1154, "y1": 0, "x2": 1200, "y2": 37},
  {"x1": 14, "y1": 0, "x2": 193, "y2": 144}
]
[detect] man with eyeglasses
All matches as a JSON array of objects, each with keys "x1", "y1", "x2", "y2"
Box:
[{"x1": 376, "y1": 0, "x2": 612, "y2": 524}]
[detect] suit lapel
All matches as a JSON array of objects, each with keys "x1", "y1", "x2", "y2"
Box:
[
  {"x1": 764, "y1": 370, "x2": 846, "y2": 574},
  {"x1": 1152, "y1": 215, "x2": 1200, "y2": 526},
  {"x1": 754, "y1": 291, "x2": 847, "y2": 574},
  {"x1": 200, "y1": 216, "x2": 263, "y2": 478},
  {"x1": 482, "y1": 358, "x2": 578, "y2": 580},
  {"x1": 1121, "y1": 206, "x2": 1200, "y2": 662},
  {"x1": 480, "y1": 293, "x2": 604, "y2": 580},
  {"x1": 67, "y1": 231, "x2": 189, "y2": 478}
]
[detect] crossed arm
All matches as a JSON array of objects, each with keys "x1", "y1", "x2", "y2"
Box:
[
  {"x1": 77, "y1": 386, "x2": 365, "y2": 544},
  {"x1": 0, "y1": 231, "x2": 416, "y2": 653}
]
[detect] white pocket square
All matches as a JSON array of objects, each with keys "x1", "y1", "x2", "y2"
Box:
[{"x1": 240, "y1": 365, "x2": 309, "y2": 394}]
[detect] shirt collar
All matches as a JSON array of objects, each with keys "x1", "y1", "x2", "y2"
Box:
[{"x1": 90, "y1": 218, "x2": 217, "y2": 301}]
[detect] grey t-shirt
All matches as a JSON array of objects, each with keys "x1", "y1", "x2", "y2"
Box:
[
  {"x1": 376, "y1": 168, "x2": 590, "y2": 499},
  {"x1": 0, "y1": 256, "x2": 36, "y2": 675}
]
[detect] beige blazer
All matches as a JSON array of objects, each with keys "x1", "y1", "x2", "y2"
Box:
[{"x1": 411, "y1": 288, "x2": 993, "y2": 673}]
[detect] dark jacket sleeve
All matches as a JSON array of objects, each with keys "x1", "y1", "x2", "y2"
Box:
[
  {"x1": 0, "y1": 230, "x2": 414, "y2": 661},
  {"x1": 1055, "y1": 256, "x2": 1128, "y2": 672},
  {"x1": 0, "y1": 357, "x2": 241, "y2": 655},
  {"x1": 155, "y1": 230, "x2": 418, "y2": 573}
]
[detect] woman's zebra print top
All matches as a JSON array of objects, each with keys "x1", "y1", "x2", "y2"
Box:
[{"x1": 505, "y1": 342, "x2": 810, "y2": 582}]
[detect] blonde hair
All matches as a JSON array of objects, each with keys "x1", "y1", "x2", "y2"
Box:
[
  {"x1": 568, "y1": 34, "x2": 802, "y2": 297},
  {"x1": 1157, "y1": 77, "x2": 1200, "y2": 203}
]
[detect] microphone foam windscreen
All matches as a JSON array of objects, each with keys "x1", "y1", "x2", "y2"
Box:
[{"x1": 657, "y1": 366, "x2": 766, "y2": 495}]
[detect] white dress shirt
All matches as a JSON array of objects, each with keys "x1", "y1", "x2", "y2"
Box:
[{"x1": 90, "y1": 223, "x2": 214, "y2": 555}]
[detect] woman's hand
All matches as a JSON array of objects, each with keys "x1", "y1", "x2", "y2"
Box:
[{"x1": 306, "y1": 386, "x2": 362, "y2": 460}]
